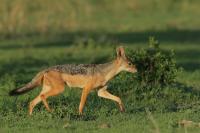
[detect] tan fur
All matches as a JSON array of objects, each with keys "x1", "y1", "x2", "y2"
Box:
[{"x1": 12, "y1": 46, "x2": 137, "y2": 115}]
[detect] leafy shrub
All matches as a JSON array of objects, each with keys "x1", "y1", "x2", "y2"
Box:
[
  {"x1": 109, "y1": 38, "x2": 190, "y2": 112},
  {"x1": 127, "y1": 37, "x2": 179, "y2": 88}
]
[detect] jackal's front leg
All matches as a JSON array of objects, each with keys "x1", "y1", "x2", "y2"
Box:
[
  {"x1": 79, "y1": 85, "x2": 92, "y2": 115},
  {"x1": 98, "y1": 86, "x2": 125, "y2": 112}
]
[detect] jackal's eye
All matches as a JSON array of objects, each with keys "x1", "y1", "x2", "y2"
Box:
[{"x1": 128, "y1": 62, "x2": 132, "y2": 66}]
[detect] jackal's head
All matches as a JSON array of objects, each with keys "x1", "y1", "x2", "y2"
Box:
[{"x1": 116, "y1": 46, "x2": 137, "y2": 73}]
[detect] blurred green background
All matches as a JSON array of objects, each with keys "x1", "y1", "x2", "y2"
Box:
[
  {"x1": 0, "y1": 0, "x2": 200, "y2": 133},
  {"x1": 0, "y1": 0, "x2": 200, "y2": 35},
  {"x1": 0, "y1": 0, "x2": 199, "y2": 70}
]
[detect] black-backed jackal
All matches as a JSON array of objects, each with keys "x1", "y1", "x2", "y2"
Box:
[{"x1": 9, "y1": 46, "x2": 137, "y2": 115}]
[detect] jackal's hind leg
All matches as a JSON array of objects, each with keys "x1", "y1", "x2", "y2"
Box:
[
  {"x1": 29, "y1": 95, "x2": 42, "y2": 115},
  {"x1": 40, "y1": 87, "x2": 65, "y2": 112},
  {"x1": 28, "y1": 86, "x2": 51, "y2": 115},
  {"x1": 40, "y1": 93, "x2": 52, "y2": 112},
  {"x1": 29, "y1": 71, "x2": 65, "y2": 115},
  {"x1": 98, "y1": 86, "x2": 125, "y2": 112},
  {"x1": 40, "y1": 73, "x2": 65, "y2": 112},
  {"x1": 40, "y1": 83, "x2": 53, "y2": 112}
]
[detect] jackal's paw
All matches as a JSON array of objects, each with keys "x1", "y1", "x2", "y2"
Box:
[
  {"x1": 78, "y1": 111, "x2": 83, "y2": 116},
  {"x1": 119, "y1": 104, "x2": 125, "y2": 112},
  {"x1": 29, "y1": 103, "x2": 34, "y2": 116},
  {"x1": 47, "y1": 108, "x2": 53, "y2": 113},
  {"x1": 29, "y1": 109, "x2": 33, "y2": 116},
  {"x1": 29, "y1": 111, "x2": 33, "y2": 116}
]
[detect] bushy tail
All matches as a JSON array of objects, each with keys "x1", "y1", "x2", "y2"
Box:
[{"x1": 9, "y1": 71, "x2": 45, "y2": 96}]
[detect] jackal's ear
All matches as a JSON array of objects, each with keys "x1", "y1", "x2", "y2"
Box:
[{"x1": 116, "y1": 46, "x2": 125, "y2": 58}]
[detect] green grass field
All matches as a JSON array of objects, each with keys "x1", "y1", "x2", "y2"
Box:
[{"x1": 0, "y1": 0, "x2": 200, "y2": 133}]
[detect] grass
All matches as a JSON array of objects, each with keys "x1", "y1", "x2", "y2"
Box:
[{"x1": 0, "y1": 0, "x2": 200, "y2": 132}]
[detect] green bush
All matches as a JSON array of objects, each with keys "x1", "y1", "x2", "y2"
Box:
[
  {"x1": 127, "y1": 37, "x2": 179, "y2": 88},
  {"x1": 109, "y1": 38, "x2": 188, "y2": 112}
]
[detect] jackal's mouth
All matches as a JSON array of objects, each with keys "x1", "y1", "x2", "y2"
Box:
[{"x1": 133, "y1": 69, "x2": 137, "y2": 73}]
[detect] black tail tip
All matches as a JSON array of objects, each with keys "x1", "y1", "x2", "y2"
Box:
[{"x1": 9, "y1": 89, "x2": 19, "y2": 96}]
